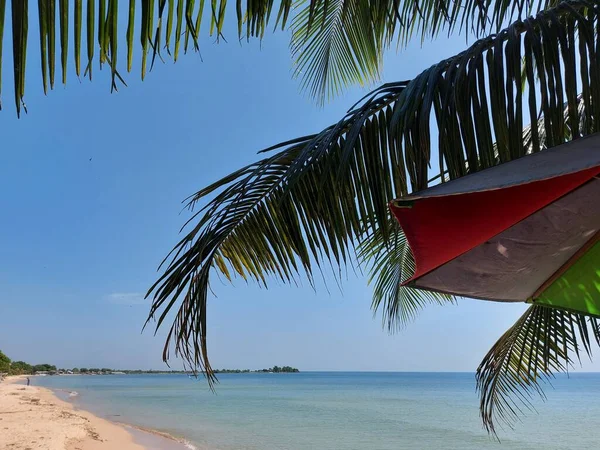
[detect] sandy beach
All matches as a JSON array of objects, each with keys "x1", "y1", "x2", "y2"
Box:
[{"x1": 0, "y1": 376, "x2": 189, "y2": 450}]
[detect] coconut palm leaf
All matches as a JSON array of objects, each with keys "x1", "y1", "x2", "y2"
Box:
[
  {"x1": 0, "y1": 0, "x2": 565, "y2": 115},
  {"x1": 290, "y1": 0, "x2": 561, "y2": 102},
  {"x1": 477, "y1": 305, "x2": 600, "y2": 434},
  {"x1": 522, "y1": 94, "x2": 588, "y2": 152},
  {"x1": 291, "y1": 0, "x2": 381, "y2": 103},
  {"x1": 1, "y1": 0, "x2": 297, "y2": 116},
  {"x1": 148, "y1": 0, "x2": 600, "y2": 391},
  {"x1": 357, "y1": 219, "x2": 454, "y2": 331}
]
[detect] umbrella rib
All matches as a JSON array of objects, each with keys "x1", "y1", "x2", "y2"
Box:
[{"x1": 532, "y1": 229, "x2": 600, "y2": 300}]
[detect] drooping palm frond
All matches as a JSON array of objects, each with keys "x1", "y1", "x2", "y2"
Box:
[
  {"x1": 291, "y1": 0, "x2": 381, "y2": 103},
  {"x1": 145, "y1": 84, "x2": 420, "y2": 381},
  {"x1": 1, "y1": 0, "x2": 298, "y2": 116},
  {"x1": 522, "y1": 94, "x2": 587, "y2": 153},
  {"x1": 477, "y1": 305, "x2": 600, "y2": 434},
  {"x1": 473, "y1": 92, "x2": 585, "y2": 175},
  {"x1": 148, "y1": 0, "x2": 600, "y2": 386},
  {"x1": 357, "y1": 219, "x2": 454, "y2": 331},
  {"x1": 290, "y1": 0, "x2": 562, "y2": 102},
  {"x1": 0, "y1": 0, "x2": 566, "y2": 115}
]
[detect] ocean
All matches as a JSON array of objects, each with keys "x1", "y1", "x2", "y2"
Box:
[{"x1": 34, "y1": 372, "x2": 600, "y2": 449}]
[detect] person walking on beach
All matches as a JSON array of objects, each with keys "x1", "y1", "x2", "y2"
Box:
[{"x1": 26, "y1": 377, "x2": 30, "y2": 386}]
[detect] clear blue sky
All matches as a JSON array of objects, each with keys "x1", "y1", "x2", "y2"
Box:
[{"x1": 1, "y1": 9, "x2": 597, "y2": 372}]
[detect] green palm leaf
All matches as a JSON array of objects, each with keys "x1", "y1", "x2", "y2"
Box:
[
  {"x1": 0, "y1": 0, "x2": 296, "y2": 116},
  {"x1": 290, "y1": 0, "x2": 561, "y2": 103},
  {"x1": 477, "y1": 305, "x2": 600, "y2": 434},
  {"x1": 357, "y1": 219, "x2": 454, "y2": 331},
  {"x1": 0, "y1": 0, "x2": 566, "y2": 115},
  {"x1": 291, "y1": 0, "x2": 381, "y2": 103}
]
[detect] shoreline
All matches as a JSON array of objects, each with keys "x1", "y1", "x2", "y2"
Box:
[{"x1": 0, "y1": 375, "x2": 193, "y2": 450}]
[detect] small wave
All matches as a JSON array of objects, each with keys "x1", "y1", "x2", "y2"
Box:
[
  {"x1": 52, "y1": 388, "x2": 80, "y2": 400},
  {"x1": 182, "y1": 440, "x2": 199, "y2": 450},
  {"x1": 125, "y1": 423, "x2": 202, "y2": 450}
]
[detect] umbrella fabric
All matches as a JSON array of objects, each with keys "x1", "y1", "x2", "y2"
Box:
[
  {"x1": 533, "y1": 240, "x2": 600, "y2": 315},
  {"x1": 390, "y1": 133, "x2": 600, "y2": 315}
]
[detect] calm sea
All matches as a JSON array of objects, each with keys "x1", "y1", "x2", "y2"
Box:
[{"x1": 34, "y1": 372, "x2": 600, "y2": 449}]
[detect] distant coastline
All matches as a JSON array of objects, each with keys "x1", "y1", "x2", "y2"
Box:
[
  {"x1": 1, "y1": 349, "x2": 299, "y2": 377},
  {"x1": 54, "y1": 365, "x2": 300, "y2": 376}
]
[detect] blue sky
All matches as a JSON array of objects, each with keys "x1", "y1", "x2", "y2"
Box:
[{"x1": 0, "y1": 8, "x2": 597, "y2": 372}]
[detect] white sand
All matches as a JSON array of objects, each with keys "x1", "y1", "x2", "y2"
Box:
[{"x1": 0, "y1": 375, "x2": 187, "y2": 450}]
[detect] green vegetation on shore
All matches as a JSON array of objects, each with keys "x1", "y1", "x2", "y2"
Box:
[
  {"x1": 0, "y1": 351, "x2": 298, "y2": 376},
  {"x1": 260, "y1": 366, "x2": 299, "y2": 373},
  {"x1": 214, "y1": 366, "x2": 299, "y2": 374},
  {"x1": 0, "y1": 350, "x2": 10, "y2": 374},
  {"x1": 0, "y1": 350, "x2": 57, "y2": 376}
]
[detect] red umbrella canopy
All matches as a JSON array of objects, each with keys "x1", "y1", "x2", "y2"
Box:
[{"x1": 390, "y1": 133, "x2": 600, "y2": 316}]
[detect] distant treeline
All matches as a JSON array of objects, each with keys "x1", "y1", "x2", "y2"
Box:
[
  {"x1": 214, "y1": 366, "x2": 299, "y2": 374},
  {"x1": 260, "y1": 366, "x2": 299, "y2": 373},
  {"x1": 0, "y1": 350, "x2": 57, "y2": 376},
  {"x1": 0, "y1": 352, "x2": 299, "y2": 376}
]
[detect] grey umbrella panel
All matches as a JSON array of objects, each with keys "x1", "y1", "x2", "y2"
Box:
[{"x1": 395, "y1": 133, "x2": 600, "y2": 203}]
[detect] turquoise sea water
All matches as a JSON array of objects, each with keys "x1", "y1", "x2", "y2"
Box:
[{"x1": 35, "y1": 372, "x2": 600, "y2": 449}]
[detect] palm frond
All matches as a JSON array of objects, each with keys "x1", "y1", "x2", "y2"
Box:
[
  {"x1": 146, "y1": 92, "x2": 413, "y2": 379},
  {"x1": 357, "y1": 219, "x2": 454, "y2": 331},
  {"x1": 477, "y1": 305, "x2": 600, "y2": 434},
  {"x1": 0, "y1": 0, "x2": 569, "y2": 115},
  {"x1": 291, "y1": 0, "x2": 380, "y2": 103},
  {"x1": 522, "y1": 94, "x2": 588, "y2": 152},
  {"x1": 0, "y1": 0, "x2": 296, "y2": 116},
  {"x1": 290, "y1": 0, "x2": 561, "y2": 103},
  {"x1": 148, "y1": 0, "x2": 600, "y2": 381}
]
